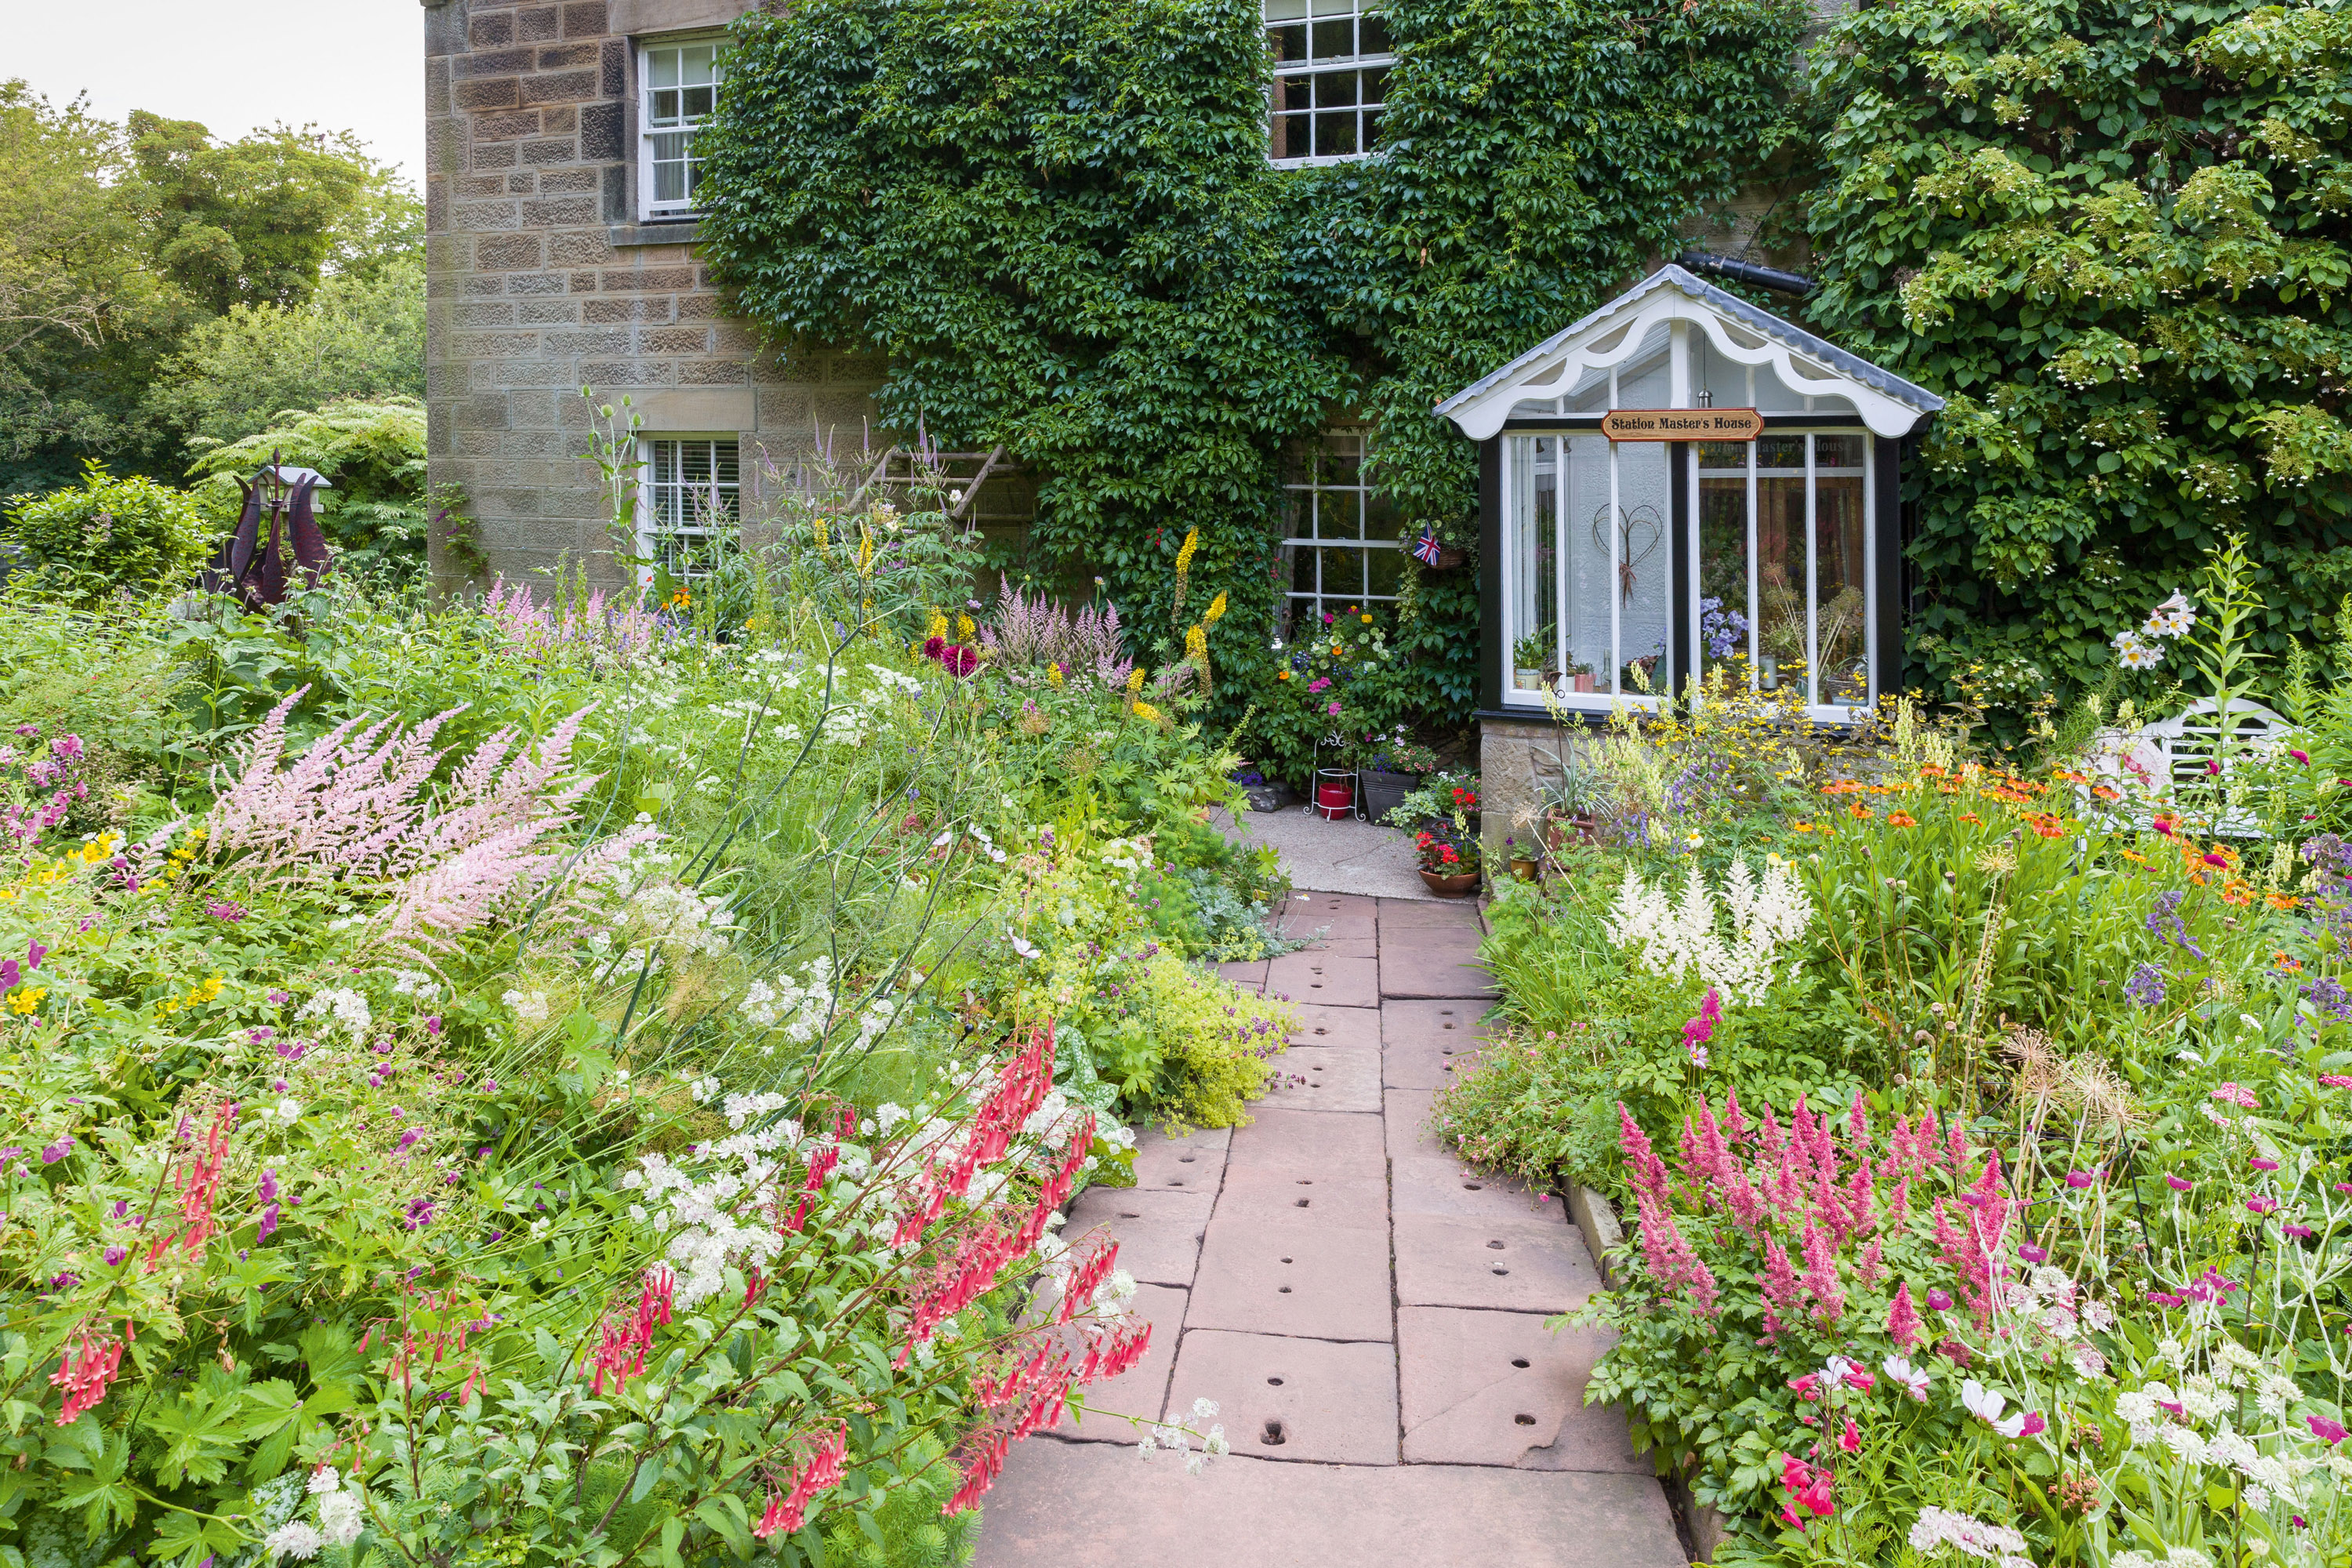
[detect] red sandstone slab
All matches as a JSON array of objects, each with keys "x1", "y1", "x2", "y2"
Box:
[
  {"x1": 1261, "y1": 1045, "x2": 1383, "y2": 1114},
  {"x1": 1286, "y1": 1002, "x2": 1384, "y2": 1051},
  {"x1": 1186, "y1": 1219, "x2": 1395, "y2": 1341},
  {"x1": 975, "y1": 1442, "x2": 1687, "y2": 1568},
  {"x1": 1380, "y1": 925, "x2": 1497, "y2": 1000},
  {"x1": 1393, "y1": 1214, "x2": 1599, "y2": 1313},
  {"x1": 1381, "y1": 999, "x2": 1491, "y2": 1089},
  {"x1": 1132, "y1": 1125, "x2": 1231, "y2": 1194},
  {"x1": 1215, "y1": 1162, "x2": 1390, "y2": 1231},
  {"x1": 1167, "y1": 1330, "x2": 1400, "y2": 1465},
  {"x1": 1385, "y1": 1090, "x2": 1568, "y2": 1226},
  {"x1": 1213, "y1": 959, "x2": 1267, "y2": 993},
  {"x1": 1265, "y1": 947, "x2": 1379, "y2": 1008},
  {"x1": 1227, "y1": 1106, "x2": 1388, "y2": 1184},
  {"x1": 1065, "y1": 1185, "x2": 1214, "y2": 1290},
  {"x1": 1060, "y1": 1283, "x2": 1185, "y2": 1441},
  {"x1": 1378, "y1": 897, "x2": 1487, "y2": 931},
  {"x1": 1279, "y1": 891, "x2": 1380, "y2": 941},
  {"x1": 1397, "y1": 1308, "x2": 1644, "y2": 1472}
]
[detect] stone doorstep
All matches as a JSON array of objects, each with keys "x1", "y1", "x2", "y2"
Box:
[
  {"x1": 1131, "y1": 1126, "x2": 1232, "y2": 1195},
  {"x1": 1397, "y1": 1308, "x2": 1642, "y2": 1472},
  {"x1": 975, "y1": 1441, "x2": 1690, "y2": 1568},
  {"x1": 1284, "y1": 1001, "x2": 1385, "y2": 1051},
  {"x1": 1167, "y1": 1330, "x2": 1400, "y2": 1465},
  {"x1": 1185, "y1": 1220, "x2": 1396, "y2": 1342},
  {"x1": 1392, "y1": 1213, "x2": 1601, "y2": 1314},
  {"x1": 1058, "y1": 1282, "x2": 1186, "y2": 1441},
  {"x1": 1265, "y1": 948, "x2": 1381, "y2": 1008},
  {"x1": 1261, "y1": 1044, "x2": 1384, "y2": 1114},
  {"x1": 1377, "y1": 896, "x2": 1489, "y2": 931},
  {"x1": 1063, "y1": 1186, "x2": 1214, "y2": 1290}
]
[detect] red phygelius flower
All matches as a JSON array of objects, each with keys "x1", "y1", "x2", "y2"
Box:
[{"x1": 50, "y1": 1322, "x2": 130, "y2": 1425}]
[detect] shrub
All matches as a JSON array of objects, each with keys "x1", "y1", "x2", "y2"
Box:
[{"x1": 3, "y1": 460, "x2": 211, "y2": 595}]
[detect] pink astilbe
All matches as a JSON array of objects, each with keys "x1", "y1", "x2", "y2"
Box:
[
  {"x1": 1800, "y1": 1222, "x2": 1845, "y2": 1325},
  {"x1": 978, "y1": 586, "x2": 1131, "y2": 683},
  {"x1": 1759, "y1": 1236, "x2": 1803, "y2": 1338},
  {"x1": 1887, "y1": 1279, "x2": 1926, "y2": 1350},
  {"x1": 484, "y1": 576, "x2": 658, "y2": 666},
  {"x1": 1617, "y1": 1103, "x2": 1672, "y2": 1210},
  {"x1": 1633, "y1": 1191, "x2": 1720, "y2": 1321}
]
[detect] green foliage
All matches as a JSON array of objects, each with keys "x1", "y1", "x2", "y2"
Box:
[
  {"x1": 1805, "y1": 0, "x2": 2352, "y2": 725},
  {"x1": 697, "y1": 0, "x2": 1805, "y2": 726},
  {"x1": 146, "y1": 259, "x2": 426, "y2": 446},
  {"x1": 183, "y1": 397, "x2": 430, "y2": 581},
  {"x1": 3, "y1": 459, "x2": 212, "y2": 596}
]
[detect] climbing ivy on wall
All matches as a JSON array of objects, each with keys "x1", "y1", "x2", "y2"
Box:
[
  {"x1": 1804, "y1": 0, "x2": 2352, "y2": 717},
  {"x1": 696, "y1": 0, "x2": 1804, "y2": 722}
]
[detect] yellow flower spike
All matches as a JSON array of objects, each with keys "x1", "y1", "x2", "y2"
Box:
[
  {"x1": 1185, "y1": 624, "x2": 1208, "y2": 661},
  {"x1": 1174, "y1": 530, "x2": 1199, "y2": 576},
  {"x1": 957, "y1": 614, "x2": 976, "y2": 642},
  {"x1": 1047, "y1": 662, "x2": 1065, "y2": 687},
  {"x1": 813, "y1": 515, "x2": 829, "y2": 552},
  {"x1": 1127, "y1": 667, "x2": 1145, "y2": 695},
  {"x1": 1204, "y1": 592, "x2": 1227, "y2": 624},
  {"x1": 1131, "y1": 700, "x2": 1163, "y2": 724},
  {"x1": 856, "y1": 528, "x2": 874, "y2": 575},
  {"x1": 928, "y1": 608, "x2": 949, "y2": 641}
]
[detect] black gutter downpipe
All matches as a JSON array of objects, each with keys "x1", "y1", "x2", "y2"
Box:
[{"x1": 1675, "y1": 250, "x2": 1817, "y2": 299}]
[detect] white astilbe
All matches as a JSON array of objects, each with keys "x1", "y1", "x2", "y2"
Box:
[{"x1": 1602, "y1": 857, "x2": 1811, "y2": 1004}]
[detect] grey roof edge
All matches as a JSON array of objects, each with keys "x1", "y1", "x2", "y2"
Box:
[{"x1": 1433, "y1": 263, "x2": 1945, "y2": 422}]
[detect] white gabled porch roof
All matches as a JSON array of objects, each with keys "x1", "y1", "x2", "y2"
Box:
[{"x1": 1434, "y1": 264, "x2": 1945, "y2": 441}]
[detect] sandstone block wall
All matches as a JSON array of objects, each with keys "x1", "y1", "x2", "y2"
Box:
[{"x1": 419, "y1": 0, "x2": 892, "y2": 590}]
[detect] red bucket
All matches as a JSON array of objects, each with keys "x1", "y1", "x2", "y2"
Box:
[{"x1": 1313, "y1": 773, "x2": 1355, "y2": 822}]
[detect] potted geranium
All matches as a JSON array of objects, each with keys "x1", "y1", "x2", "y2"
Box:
[
  {"x1": 1414, "y1": 818, "x2": 1482, "y2": 896},
  {"x1": 1358, "y1": 728, "x2": 1437, "y2": 824}
]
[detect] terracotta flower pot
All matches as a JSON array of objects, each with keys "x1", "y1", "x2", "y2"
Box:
[
  {"x1": 1509, "y1": 856, "x2": 1540, "y2": 883},
  {"x1": 1420, "y1": 869, "x2": 1479, "y2": 898},
  {"x1": 1544, "y1": 812, "x2": 1599, "y2": 852}
]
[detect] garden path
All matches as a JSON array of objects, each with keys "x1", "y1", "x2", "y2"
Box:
[{"x1": 975, "y1": 894, "x2": 1684, "y2": 1567}]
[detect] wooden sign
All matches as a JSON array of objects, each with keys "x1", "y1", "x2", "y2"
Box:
[{"x1": 1600, "y1": 408, "x2": 1765, "y2": 442}]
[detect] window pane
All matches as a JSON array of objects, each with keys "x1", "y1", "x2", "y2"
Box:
[
  {"x1": 1290, "y1": 545, "x2": 1316, "y2": 597},
  {"x1": 1613, "y1": 442, "x2": 1671, "y2": 695},
  {"x1": 1698, "y1": 467, "x2": 1750, "y2": 684},
  {"x1": 1315, "y1": 71, "x2": 1359, "y2": 107},
  {"x1": 1696, "y1": 440, "x2": 1746, "y2": 470},
  {"x1": 1321, "y1": 488, "x2": 1363, "y2": 541},
  {"x1": 1270, "y1": 20, "x2": 1307, "y2": 60},
  {"x1": 1360, "y1": 107, "x2": 1381, "y2": 147},
  {"x1": 681, "y1": 43, "x2": 717, "y2": 83},
  {"x1": 1756, "y1": 473, "x2": 1806, "y2": 696},
  {"x1": 1507, "y1": 437, "x2": 1563, "y2": 693},
  {"x1": 1363, "y1": 65, "x2": 1388, "y2": 105},
  {"x1": 1279, "y1": 74, "x2": 1312, "y2": 112},
  {"x1": 1816, "y1": 431, "x2": 1867, "y2": 470},
  {"x1": 1319, "y1": 433, "x2": 1362, "y2": 485},
  {"x1": 648, "y1": 47, "x2": 681, "y2": 89},
  {"x1": 641, "y1": 438, "x2": 740, "y2": 581},
  {"x1": 1316, "y1": 111, "x2": 1358, "y2": 157},
  {"x1": 683, "y1": 85, "x2": 715, "y2": 118},
  {"x1": 1366, "y1": 544, "x2": 1401, "y2": 600},
  {"x1": 1364, "y1": 488, "x2": 1401, "y2": 542},
  {"x1": 1815, "y1": 465, "x2": 1868, "y2": 706},
  {"x1": 1756, "y1": 433, "x2": 1806, "y2": 470},
  {"x1": 1318, "y1": 547, "x2": 1366, "y2": 600},
  {"x1": 1311, "y1": 16, "x2": 1352, "y2": 56},
  {"x1": 1360, "y1": 13, "x2": 1392, "y2": 53}
]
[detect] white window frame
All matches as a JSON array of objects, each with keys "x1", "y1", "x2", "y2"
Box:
[
  {"x1": 1496, "y1": 425, "x2": 1875, "y2": 721},
  {"x1": 1497, "y1": 430, "x2": 1666, "y2": 718},
  {"x1": 635, "y1": 435, "x2": 740, "y2": 584},
  {"x1": 1279, "y1": 430, "x2": 1401, "y2": 632},
  {"x1": 1265, "y1": 0, "x2": 1392, "y2": 166},
  {"x1": 637, "y1": 35, "x2": 726, "y2": 221}
]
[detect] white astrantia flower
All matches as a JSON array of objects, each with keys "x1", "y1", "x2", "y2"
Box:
[
  {"x1": 274, "y1": 1098, "x2": 302, "y2": 1123},
  {"x1": 264, "y1": 1522, "x2": 325, "y2": 1562},
  {"x1": 307, "y1": 1465, "x2": 343, "y2": 1494},
  {"x1": 1192, "y1": 1397, "x2": 1219, "y2": 1419},
  {"x1": 1907, "y1": 1504, "x2": 2029, "y2": 1565},
  {"x1": 297, "y1": 987, "x2": 372, "y2": 1040},
  {"x1": 2256, "y1": 1372, "x2": 2299, "y2": 1417},
  {"x1": 2212, "y1": 1339, "x2": 2261, "y2": 1388},
  {"x1": 503, "y1": 989, "x2": 550, "y2": 1024},
  {"x1": 317, "y1": 1490, "x2": 365, "y2": 1548}
]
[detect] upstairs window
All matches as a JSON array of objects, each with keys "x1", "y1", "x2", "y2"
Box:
[
  {"x1": 637, "y1": 437, "x2": 739, "y2": 582},
  {"x1": 1266, "y1": 0, "x2": 1391, "y2": 165},
  {"x1": 639, "y1": 40, "x2": 723, "y2": 219}
]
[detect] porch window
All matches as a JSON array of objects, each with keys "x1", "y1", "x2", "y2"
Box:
[
  {"x1": 1265, "y1": 0, "x2": 1391, "y2": 164},
  {"x1": 1693, "y1": 432, "x2": 1871, "y2": 707},
  {"x1": 639, "y1": 39, "x2": 723, "y2": 219},
  {"x1": 1501, "y1": 435, "x2": 1671, "y2": 706},
  {"x1": 1280, "y1": 431, "x2": 1401, "y2": 630},
  {"x1": 637, "y1": 437, "x2": 739, "y2": 581}
]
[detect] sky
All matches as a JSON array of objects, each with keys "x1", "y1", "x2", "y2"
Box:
[{"x1": 12, "y1": 0, "x2": 426, "y2": 187}]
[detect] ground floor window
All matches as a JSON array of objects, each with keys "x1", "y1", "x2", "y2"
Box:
[
  {"x1": 1280, "y1": 431, "x2": 1401, "y2": 632},
  {"x1": 637, "y1": 436, "x2": 739, "y2": 582},
  {"x1": 1500, "y1": 428, "x2": 1871, "y2": 716}
]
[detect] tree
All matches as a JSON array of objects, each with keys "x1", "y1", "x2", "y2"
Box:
[
  {"x1": 126, "y1": 114, "x2": 376, "y2": 315},
  {"x1": 1805, "y1": 0, "x2": 2352, "y2": 720},
  {"x1": 144, "y1": 256, "x2": 426, "y2": 446}
]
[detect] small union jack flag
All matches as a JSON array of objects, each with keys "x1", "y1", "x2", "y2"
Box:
[{"x1": 1411, "y1": 525, "x2": 1444, "y2": 565}]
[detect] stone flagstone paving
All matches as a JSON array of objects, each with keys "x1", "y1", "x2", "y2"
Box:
[{"x1": 975, "y1": 895, "x2": 1684, "y2": 1566}]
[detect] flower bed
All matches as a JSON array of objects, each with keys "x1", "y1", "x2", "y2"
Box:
[
  {"x1": 1442, "y1": 549, "x2": 2352, "y2": 1563},
  {"x1": 0, "y1": 485, "x2": 1283, "y2": 1563}
]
